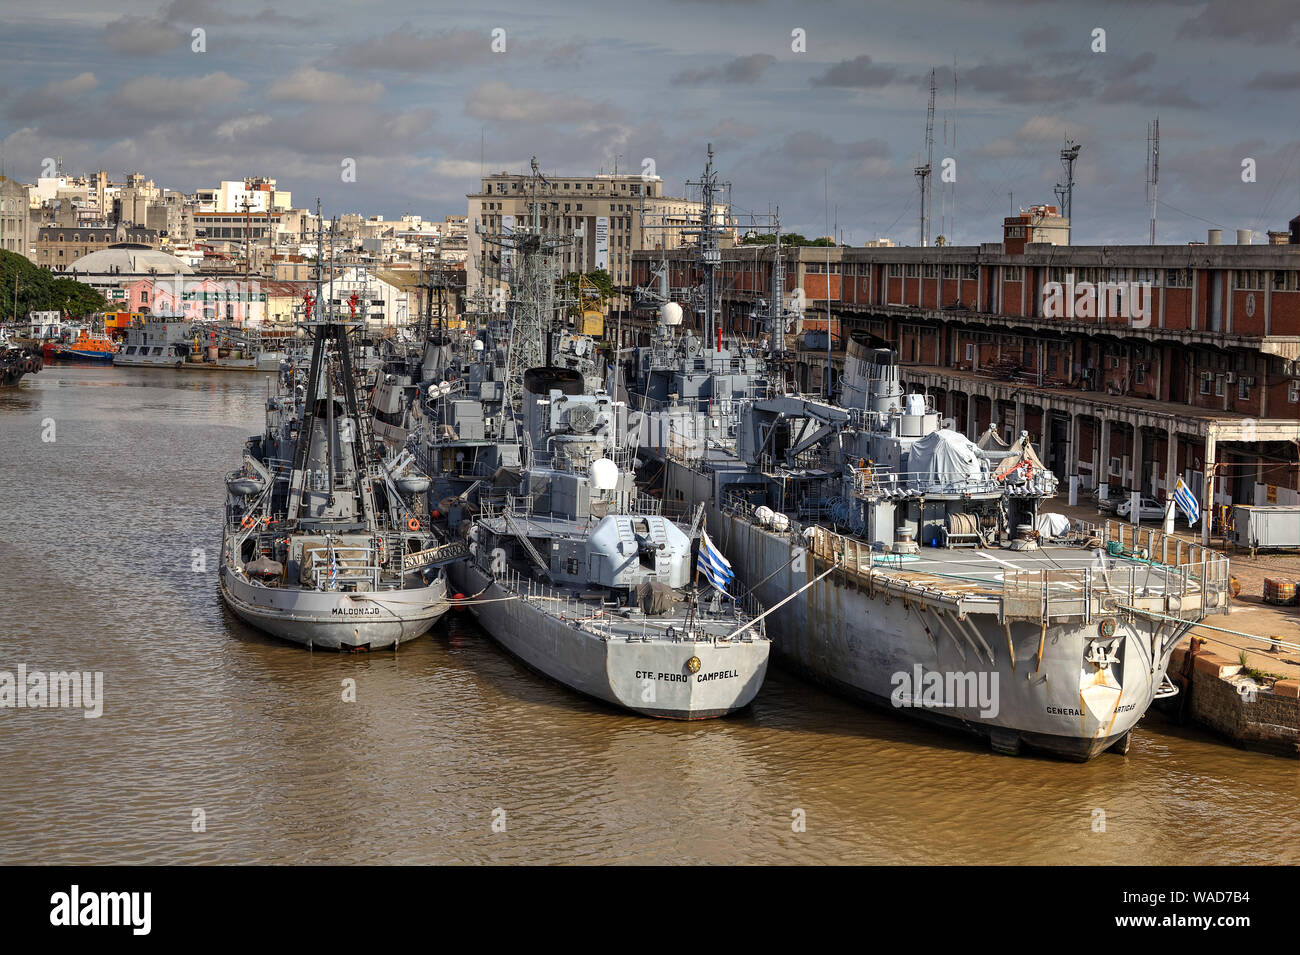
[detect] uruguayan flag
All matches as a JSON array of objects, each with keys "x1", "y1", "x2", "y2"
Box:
[
  {"x1": 1173, "y1": 478, "x2": 1200, "y2": 526},
  {"x1": 698, "y1": 530, "x2": 734, "y2": 595}
]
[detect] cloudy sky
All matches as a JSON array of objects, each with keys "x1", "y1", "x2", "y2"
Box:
[{"x1": 2, "y1": 0, "x2": 1298, "y2": 246}]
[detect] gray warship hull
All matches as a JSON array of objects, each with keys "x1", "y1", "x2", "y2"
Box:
[
  {"x1": 452, "y1": 560, "x2": 769, "y2": 719},
  {"x1": 666, "y1": 462, "x2": 1228, "y2": 759},
  {"x1": 220, "y1": 557, "x2": 448, "y2": 650}
]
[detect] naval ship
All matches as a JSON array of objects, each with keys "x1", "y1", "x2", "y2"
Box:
[
  {"x1": 114, "y1": 315, "x2": 287, "y2": 371},
  {"x1": 218, "y1": 211, "x2": 456, "y2": 650},
  {"x1": 660, "y1": 333, "x2": 1233, "y2": 758},
  {"x1": 450, "y1": 366, "x2": 770, "y2": 718}
]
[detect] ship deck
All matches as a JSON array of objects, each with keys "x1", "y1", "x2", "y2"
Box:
[
  {"x1": 805, "y1": 522, "x2": 1232, "y2": 625},
  {"x1": 477, "y1": 559, "x2": 763, "y2": 644}
]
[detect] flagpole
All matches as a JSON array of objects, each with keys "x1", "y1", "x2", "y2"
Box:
[{"x1": 687, "y1": 514, "x2": 703, "y2": 635}]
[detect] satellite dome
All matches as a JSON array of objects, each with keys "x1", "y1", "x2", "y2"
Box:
[
  {"x1": 659, "y1": 302, "x2": 683, "y2": 326},
  {"x1": 590, "y1": 457, "x2": 618, "y2": 490}
]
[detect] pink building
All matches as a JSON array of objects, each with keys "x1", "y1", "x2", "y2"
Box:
[{"x1": 125, "y1": 276, "x2": 268, "y2": 325}]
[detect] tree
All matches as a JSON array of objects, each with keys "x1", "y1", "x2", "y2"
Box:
[
  {"x1": 0, "y1": 250, "x2": 110, "y2": 321},
  {"x1": 739, "y1": 232, "x2": 836, "y2": 247}
]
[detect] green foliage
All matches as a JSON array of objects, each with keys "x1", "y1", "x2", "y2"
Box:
[
  {"x1": 739, "y1": 232, "x2": 836, "y2": 247},
  {"x1": 0, "y1": 250, "x2": 110, "y2": 320},
  {"x1": 558, "y1": 269, "x2": 615, "y2": 309}
]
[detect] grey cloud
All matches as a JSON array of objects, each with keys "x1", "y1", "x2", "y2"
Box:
[
  {"x1": 1018, "y1": 25, "x2": 1063, "y2": 46},
  {"x1": 339, "y1": 28, "x2": 489, "y2": 73},
  {"x1": 1098, "y1": 74, "x2": 1201, "y2": 110},
  {"x1": 465, "y1": 82, "x2": 618, "y2": 125},
  {"x1": 1178, "y1": 0, "x2": 1300, "y2": 43},
  {"x1": 810, "y1": 55, "x2": 897, "y2": 88},
  {"x1": 6, "y1": 73, "x2": 99, "y2": 122},
  {"x1": 961, "y1": 62, "x2": 1094, "y2": 104},
  {"x1": 268, "y1": 67, "x2": 385, "y2": 105},
  {"x1": 245, "y1": 106, "x2": 440, "y2": 156},
  {"x1": 1246, "y1": 69, "x2": 1300, "y2": 90},
  {"x1": 673, "y1": 54, "x2": 776, "y2": 86},
  {"x1": 338, "y1": 28, "x2": 580, "y2": 73},
  {"x1": 103, "y1": 0, "x2": 306, "y2": 55},
  {"x1": 109, "y1": 72, "x2": 248, "y2": 116},
  {"x1": 104, "y1": 16, "x2": 187, "y2": 55},
  {"x1": 771, "y1": 131, "x2": 891, "y2": 163}
]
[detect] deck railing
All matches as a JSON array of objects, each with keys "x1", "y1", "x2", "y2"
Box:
[
  {"x1": 490, "y1": 564, "x2": 765, "y2": 643},
  {"x1": 806, "y1": 523, "x2": 1230, "y2": 625}
]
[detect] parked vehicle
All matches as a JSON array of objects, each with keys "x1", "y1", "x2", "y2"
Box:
[
  {"x1": 1092, "y1": 483, "x2": 1120, "y2": 515},
  {"x1": 1115, "y1": 496, "x2": 1171, "y2": 522}
]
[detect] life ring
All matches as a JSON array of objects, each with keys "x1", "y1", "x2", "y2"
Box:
[
  {"x1": 407, "y1": 517, "x2": 420, "y2": 532},
  {"x1": 240, "y1": 515, "x2": 256, "y2": 529}
]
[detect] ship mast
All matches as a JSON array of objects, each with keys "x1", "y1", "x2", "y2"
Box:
[
  {"x1": 686, "y1": 144, "x2": 726, "y2": 344},
  {"x1": 487, "y1": 156, "x2": 573, "y2": 413},
  {"x1": 286, "y1": 202, "x2": 366, "y2": 529}
]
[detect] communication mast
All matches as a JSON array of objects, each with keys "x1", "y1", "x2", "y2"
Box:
[
  {"x1": 686, "y1": 144, "x2": 727, "y2": 342},
  {"x1": 478, "y1": 156, "x2": 574, "y2": 411},
  {"x1": 1146, "y1": 119, "x2": 1160, "y2": 245},
  {"x1": 1054, "y1": 139, "x2": 1081, "y2": 242},
  {"x1": 914, "y1": 69, "x2": 936, "y2": 247},
  {"x1": 638, "y1": 144, "x2": 732, "y2": 342}
]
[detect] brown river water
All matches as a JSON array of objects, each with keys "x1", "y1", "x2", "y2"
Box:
[{"x1": 1, "y1": 365, "x2": 1296, "y2": 864}]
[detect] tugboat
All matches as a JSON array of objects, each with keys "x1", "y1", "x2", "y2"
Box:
[
  {"x1": 218, "y1": 209, "x2": 458, "y2": 650},
  {"x1": 451, "y1": 366, "x2": 770, "y2": 718},
  {"x1": 0, "y1": 339, "x2": 42, "y2": 387}
]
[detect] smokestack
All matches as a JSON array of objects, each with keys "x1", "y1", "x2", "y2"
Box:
[
  {"x1": 1235, "y1": 229, "x2": 1252, "y2": 246},
  {"x1": 1207, "y1": 229, "x2": 1222, "y2": 245}
]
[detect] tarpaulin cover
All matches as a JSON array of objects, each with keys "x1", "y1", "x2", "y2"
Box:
[
  {"x1": 637, "y1": 581, "x2": 675, "y2": 615},
  {"x1": 1035, "y1": 513, "x2": 1072, "y2": 538},
  {"x1": 976, "y1": 426, "x2": 1009, "y2": 451},
  {"x1": 908, "y1": 429, "x2": 987, "y2": 489}
]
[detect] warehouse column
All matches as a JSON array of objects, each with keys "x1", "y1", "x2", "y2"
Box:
[
  {"x1": 1098, "y1": 416, "x2": 1112, "y2": 503},
  {"x1": 1068, "y1": 411, "x2": 1080, "y2": 506},
  {"x1": 1163, "y1": 425, "x2": 1177, "y2": 534},
  {"x1": 1202, "y1": 428, "x2": 1217, "y2": 546},
  {"x1": 1129, "y1": 424, "x2": 1144, "y2": 524}
]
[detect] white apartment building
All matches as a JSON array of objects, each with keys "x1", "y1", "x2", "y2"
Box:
[
  {"x1": 320, "y1": 266, "x2": 414, "y2": 329},
  {"x1": 466, "y1": 170, "x2": 718, "y2": 296}
]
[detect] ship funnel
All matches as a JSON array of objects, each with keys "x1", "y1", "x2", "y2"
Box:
[{"x1": 841, "y1": 331, "x2": 903, "y2": 414}]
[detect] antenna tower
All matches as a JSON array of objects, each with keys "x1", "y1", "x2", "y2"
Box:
[{"x1": 914, "y1": 69, "x2": 936, "y2": 247}]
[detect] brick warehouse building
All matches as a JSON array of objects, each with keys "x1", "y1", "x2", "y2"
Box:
[{"x1": 630, "y1": 227, "x2": 1300, "y2": 542}]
